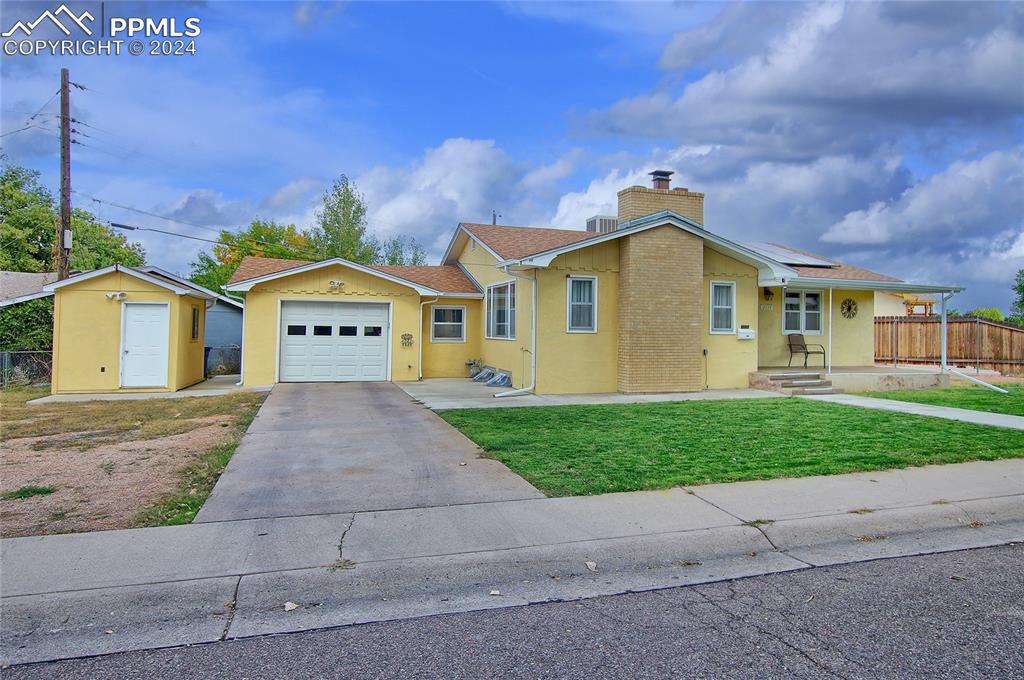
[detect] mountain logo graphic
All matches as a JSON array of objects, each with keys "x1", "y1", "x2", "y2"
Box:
[{"x1": 3, "y1": 4, "x2": 95, "y2": 37}]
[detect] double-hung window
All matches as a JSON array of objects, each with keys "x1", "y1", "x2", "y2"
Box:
[
  {"x1": 709, "y1": 281, "x2": 736, "y2": 334},
  {"x1": 486, "y1": 282, "x2": 516, "y2": 339},
  {"x1": 783, "y1": 291, "x2": 823, "y2": 335},
  {"x1": 566, "y1": 276, "x2": 597, "y2": 332},
  {"x1": 431, "y1": 305, "x2": 466, "y2": 342}
]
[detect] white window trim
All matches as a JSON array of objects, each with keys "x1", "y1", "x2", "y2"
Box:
[
  {"x1": 782, "y1": 289, "x2": 824, "y2": 336},
  {"x1": 709, "y1": 280, "x2": 736, "y2": 335},
  {"x1": 430, "y1": 304, "x2": 467, "y2": 343},
  {"x1": 566, "y1": 275, "x2": 598, "y2": 333},
  {"x1": 485, "y1": 280, "x2": 517, "y2": 341}
]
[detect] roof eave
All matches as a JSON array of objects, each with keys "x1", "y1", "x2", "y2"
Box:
[
  {"x1": 223, "y1": 257, "x2": 440, "y2": 296},
  {"x1": 442, "y1": 224, "x2": 504, "y2": 265},
  {"x1": 42, "y1": 264, "x2": 211, "y2": 297},
  {"x1": 0, "y1": 290, "x2": 53, "y2": 307},
  {"x1": 498, "y1": 210, "x2": 798, "y2": 281}
]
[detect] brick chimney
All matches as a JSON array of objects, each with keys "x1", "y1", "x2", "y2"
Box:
[{"x1": 617, "y1": 170, "x2": 704, "y2": 226}]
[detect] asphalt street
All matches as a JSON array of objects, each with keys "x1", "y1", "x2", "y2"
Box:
[{"x1": 7, "y1": 543, "x2": 1022, "y2": 679}]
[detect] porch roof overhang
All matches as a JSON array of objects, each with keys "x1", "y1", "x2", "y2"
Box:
[{"x1": 758, "y1": 275, "x2": 964, "y2": 295}]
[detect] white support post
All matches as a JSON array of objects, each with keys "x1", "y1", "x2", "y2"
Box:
[
  {"x1": 827, "y1": 288, "x2": 833, "y2": 375},
  {"x1": 940, "y1": 293, "x2": 948, "y2": 371}
]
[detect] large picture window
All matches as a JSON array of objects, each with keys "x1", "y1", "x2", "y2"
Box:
[
  {"x1": 783, "y1": 290, "x2": 823, "y2": 335},
  {"x1": 709, "y1": 281, "x2": 736, "y2": 334},
  {"x1": 567, "y1": 276, "x2": 597, "y2": 332},
  {"x1": 486, "y1": 281, "x2": 516, "y2": 339},
  {"x1": 431, "y1": 305, "x2": 466, "y2": 342}
]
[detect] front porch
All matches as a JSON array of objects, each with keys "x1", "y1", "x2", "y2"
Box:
[{"x1": 751, "y1": 364, "x2": 953, "y2": 395}]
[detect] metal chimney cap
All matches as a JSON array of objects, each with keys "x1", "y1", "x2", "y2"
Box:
[{"x1": 649, "y1": 169, "x2": 674, "y2": 179}]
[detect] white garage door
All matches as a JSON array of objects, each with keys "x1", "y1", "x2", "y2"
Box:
[{"x1": 279, "y1": 301, "x2": 389, "y2": 382}]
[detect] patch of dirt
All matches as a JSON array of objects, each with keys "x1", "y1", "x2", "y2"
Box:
[{"x1": 0, "y1": 416, "x2": 233, "y2": 538}]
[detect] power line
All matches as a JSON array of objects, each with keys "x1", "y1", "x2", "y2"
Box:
[
  {"x1": 73, "y1": 191, "x2": 322, "y2": 260},
  {"x1": 108, "y1": 221, "x2": 315, "y2": 260}
]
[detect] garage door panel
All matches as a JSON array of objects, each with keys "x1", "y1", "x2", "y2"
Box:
[{"x1": 280, "y1": 301, "x2": 389, "y2": 383}]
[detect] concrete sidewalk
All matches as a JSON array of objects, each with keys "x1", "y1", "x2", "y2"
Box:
[
  {"x1": 399, "y1": 378, "x2": 781, "y2": 410},
  {"x1": 801, "y1": 393, "x2": 1024, "y2": 430},
  {"x1": 2, "y1": 459, "x2": 1022, "y2": 666}
]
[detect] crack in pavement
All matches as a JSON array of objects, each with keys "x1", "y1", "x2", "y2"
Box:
[{"x1": 692, "y1": 580, "x2": 853, "y2": 680}]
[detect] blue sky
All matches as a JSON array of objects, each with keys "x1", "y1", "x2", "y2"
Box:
[{"x1": 2, "y1": 1, "x2": 1022, "y2": 312}]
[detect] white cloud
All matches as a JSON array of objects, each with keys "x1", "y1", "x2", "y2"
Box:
[
  {"x1": 589, "y1": 3, "x2": 1024, "y2": 160},
  {"x1": 823, "y1": 149, "x2": 1024, "y2": 245}
]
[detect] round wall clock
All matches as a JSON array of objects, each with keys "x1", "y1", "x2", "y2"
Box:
[{"x1": 840, "y1": 298, "x2": 858, "y2": 319}]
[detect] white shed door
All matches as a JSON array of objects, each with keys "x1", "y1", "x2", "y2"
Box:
[
  {"x1": 121, "y1": 303, "x2": 169, "y2": 387},
  {"x1": 279, "y1": 301, "x2": 389, "y2": 382}
]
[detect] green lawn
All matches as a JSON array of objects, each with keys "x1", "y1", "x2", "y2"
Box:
[
  {"x1": 441, "y1": 399, "x2": 1024, "y2": 496},
  {"x1": 861, "y1": 385, "x2": 1024, "y2": 417}
]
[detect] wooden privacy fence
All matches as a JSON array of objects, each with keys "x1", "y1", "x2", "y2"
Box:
[{"x1": 875, "y1": 316, "x2": 1024, "y2": 375}]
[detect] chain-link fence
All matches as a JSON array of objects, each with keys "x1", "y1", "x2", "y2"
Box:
[
  {"x1": 1, "y1": 351, "x2": 52, "y2": 389},
  {"x1": 206, "y1": 345, "x2": 241, "y2": 376}
]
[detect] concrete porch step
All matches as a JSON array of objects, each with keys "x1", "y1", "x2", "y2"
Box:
[
  {"x1": 779, "y1": 379, "x2": 833, "y2": 388},
  {"x1": 790, "y1": 386, "x2": 844, "y2": 395},
  {"x1": 767, "y1": 372, "x2": 821, "y2": 381}
]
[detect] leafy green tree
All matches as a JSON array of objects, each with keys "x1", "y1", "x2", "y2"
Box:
[
  {"x1": 1, "y1": 161, "x2": 146, "y2": 272},
  {"x1": 0, "y1": 298, "x2": 53, "y2": 350},
  {"x1": 380, "y1": 235, "x2": 427, "y2": 266},
  {"x1": 308, "y1": 175, "x2": 380, "y2": 263},
  {"x1": 1010, "y1": 270, "x2": 1024, "y2": 326},
  {"x1": 188, "y1": 220, "x2": 313, "y2": 294},
  {"x1": 0, "y1": 164, "x2": 56, "y2": 272},
  {"x1": 965, "y1": 307, "x2": 1006, "y2": 322}
]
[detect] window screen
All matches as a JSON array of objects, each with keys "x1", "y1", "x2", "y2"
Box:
[{"x1": 567, "y1": 278, "x2": 596, "y2": 332}]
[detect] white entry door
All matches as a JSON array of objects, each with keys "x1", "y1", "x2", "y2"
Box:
[
  {"x1": 121, "y1": 303, "x2": 170, "y2": 388},
  {"x1": 279, "y1": 301, "x2": 390, "y2": 382}
]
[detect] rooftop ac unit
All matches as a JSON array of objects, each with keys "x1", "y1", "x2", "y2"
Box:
[{"x1": 586, "y1": 215, "x2": 618, "y2": 233}]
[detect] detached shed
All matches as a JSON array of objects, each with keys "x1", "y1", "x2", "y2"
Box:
[{"x1": 44, "y1": 265, "x2": 214, "y2": 394}]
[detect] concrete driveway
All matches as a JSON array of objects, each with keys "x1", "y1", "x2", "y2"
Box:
[{"x1": 194, "y1": 382, "x2": 542, "y2": 522}]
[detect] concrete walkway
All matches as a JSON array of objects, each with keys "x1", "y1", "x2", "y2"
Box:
[
  {"x1": 801, "y1": 393, "x2": 1024, "y2": 430},
  {"x1": 400, "y1": 378, "x2": 781, "y2": 410},
  {"x1": 28, "y1": 375, "x2": 270, "y2": 405},
  {"x1": 3, "y1": 458, "x2": 1021, "y2": 666},
  {"x1": 195, "y1": 383, "x2": 543, "y2": 522}
]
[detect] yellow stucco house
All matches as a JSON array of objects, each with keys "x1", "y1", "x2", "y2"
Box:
[
  {"x1": 44, "y1": 265, "x2": 215, "y2": 394},
  {"x1": 223, "y1": 172, "x2": 960, "y2": 395}
]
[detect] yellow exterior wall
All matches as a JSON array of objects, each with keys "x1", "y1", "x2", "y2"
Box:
[
  {"x1": 534, "y1": 240, "x2": 619, "y2": 394},
  {"x1": 456, "y1": 239, "x2": 534, "y2": 388},
  {"x1": 758, "y1": 288, "x2": 875, "y2": 367},
  {"x1": 420, "y1": 299, "x2": 482, "y2": 378},
  {"x1": 874, "y1": 292, "x2": 908, "y2": 317},
  {"x1": 701, "y1": 248, "x2": 759, "y2": 388},
  {"x1": 51, "y1": 271, "x2": 201, "y2": 394},
  {"x1": 240, "y1": 263, "x2": 424, "y2": 387},
  {"x1": 177, "y1": 295, "x2": 207, "y2": 389}
]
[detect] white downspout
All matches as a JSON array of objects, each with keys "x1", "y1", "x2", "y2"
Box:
[
  {"x1": 235, "y1": 301, "x2": 245, "y2": 386},
  {"x1": 495, "y1": 267, "x2": 537, "y2": 398},
  {"x1": 418, "y1": 296, "x2": 439, "y2": 380},
  {"x1": 827, "y1": 288, "x2": 833, "y2": 375}
]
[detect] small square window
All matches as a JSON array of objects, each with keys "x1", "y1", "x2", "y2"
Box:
[
  {"x1": 431, "y1": 306, "x2": 466, "y2": 342},
  {"x1": 287, "y1": 325, "x2": 306, "y2": 336},
  {"x1": 313, "y1": 325, "x2": 332, "y2": 336},
  {"x1": 364, "y1": 326, "x2": 383, "y2": 337},
  {"x1": 339, "y1": 326, "x2": 357, "y2": 336}
]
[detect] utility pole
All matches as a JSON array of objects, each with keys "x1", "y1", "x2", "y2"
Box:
[{"x1": 57, "y1": 67, "x2": 72, "y2": 280}]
